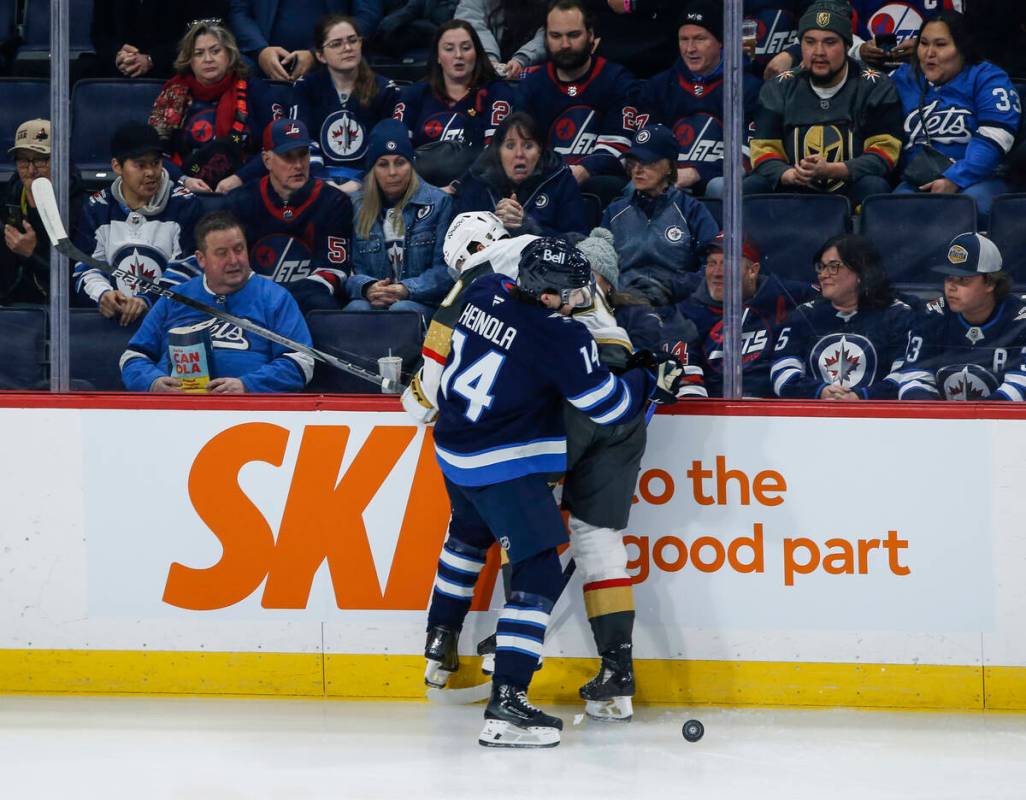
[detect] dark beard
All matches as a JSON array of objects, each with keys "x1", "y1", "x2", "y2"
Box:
[
  {"x1": 810, "y1": 62, "x2": 848, "y2": 88},
  {"x1": 549, "y1": 46, "x2": 590, "y2": 73}
]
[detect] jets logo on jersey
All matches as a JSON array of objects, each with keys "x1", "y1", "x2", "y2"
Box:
[
  {"x1": 867, "y1": 4, "x2": 926, "y2": 42},
  {"x1": 171, "y1": 317, "x2": 251, "y2": 351},
  {"x1": 534, "y1": 194, "x2": 549, "y2": 209},
  {"x1": 665, "y1": 226, "x2": 684, "y2": 243},
  {"x1": 749, "y1": 10, "x2": 799, "y2": 62},
  {"x1": 322, "y1": 110, "x2": 366, "y2": 159},
  {"x1": 550, "y1": 106, "x2": 599, "y2": 161},
  {"x1": 707, "y1": 319, "x2": 772, "y2": 365},
  {"x1": 190, "y1": 118, "x2": 214, "y2": 144},
  {"x1": 112, "y1": 244, "x2": 166, "y2": 295},
  {"x1": 903, "y1": 100, "x2": 972, "y2": 147},
  {"x1": 416, "y1": 204, "x2": 433, "y2": 220},
  {"x1": 938, "y1": 363, "x2": 998, "y2": 400},
  {"x1": 423, "y1": 112, "x2": 466, "y2": 144},
  {"x1": 811, "y1": 333, "x2": 877, "y2": 387},
  {"x1": 252, "y1": 234, "x2": 313, "y2": 284},
  {"x1": 674, "y1": 113, "x2": 725, "y2": 165}
]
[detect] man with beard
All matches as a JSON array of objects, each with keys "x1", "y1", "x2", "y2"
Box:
[
  {"x1": 746, "y1": 1, "x2": 903, "y2": 206},
  {"x1": 518, "y1": 0, "x2": 642, "y2": 206}
]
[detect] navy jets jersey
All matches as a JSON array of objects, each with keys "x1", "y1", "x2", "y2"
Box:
[
  {"x1": 73, "y1": 181, "x2": 203, "y2": 307},
  {"x1": 853, "y1": 1, "x2": 963, "y2": 45},
  {"x1": 680, "y1": 274, "x2": 818, "y2": 397},
  {"x1": 888, "y1": 294, "x2": 1026, "y2": 401},
  {"x1": 743, "y1": 1, "x2": 808, "y2": 70},
  {"x1": 518, "y1": 57, "x2": 642, "y2": 176},
  {"x1": 641, "y1": 60, "x2": 762, "y2": 189},
  {"x1": 770, "y1": 298, "x2": 913, "y2": 398},
  {"x1": 227, "y1": 176, "x2": 353, "y2": 291},
  {"x1": 392, "y1": 80, "x2": 516, "y2": 149},
  {"x1": 292, "y1": 70, "x2": 399, "y2": 176},
  {"x1": 433, "y1": 272, "x2": 654, "y2": 487},
  {"x1": 892, "y1": 60, "x2": 1020, "y2": 188}
]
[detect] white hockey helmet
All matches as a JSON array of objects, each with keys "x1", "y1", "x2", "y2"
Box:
[{"x1": 443, "y1": 211, "x2": 509, "y2": 276}]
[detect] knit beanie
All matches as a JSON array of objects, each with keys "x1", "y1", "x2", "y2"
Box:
[
  {"x1": 798, "y1": 2, "x2": 853, "y2": 46},
  {"x1": 576, "y1": 227, "x2": 619, "y2": 289},
  {"x1": 364, "y1": 119, "x2": 416, "y2": 170},
  {"x1": 677, "y1": 0, "x2": 723, "y2": 43}
]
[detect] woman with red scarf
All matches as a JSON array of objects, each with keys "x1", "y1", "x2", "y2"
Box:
[{"x1": 149, "y1": 20, "x2": 279, "y2": 194}]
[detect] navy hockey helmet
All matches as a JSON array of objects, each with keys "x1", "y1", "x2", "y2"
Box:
[{"x1": 517, "y1": 237, "x2": 594, "y2": 308}]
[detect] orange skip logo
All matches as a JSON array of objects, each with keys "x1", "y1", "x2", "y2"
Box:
[{"x1": 163, "y1": 423, "x2": 500, "y2": 612}]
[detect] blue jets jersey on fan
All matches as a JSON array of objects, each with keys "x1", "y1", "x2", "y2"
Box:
[
  {"x1": 852, "y1": 1, "x2": 962, "y2": 44},
  {"x1": 641, "y1": 60, "x2": 762, "y2": 188},
  {"x1": 72, "y1": 182, "x2": 204, "y2": 307},
  {"x1": 227, "y1": 176, "x2": 353, "y2": 291},
  {"x1": 292, "y1": 70, "x2": 399, "y2": 178},
  {"x1": 120, "y1": 273, "x2": 315, "y2": 393},
  {"x1": 770, "y1": 298, "x2": 913, "y2": 398},
  {"x1": 888, "y1": 294, "x2": 1026, "y2": 400},
  {"x1": 392, "y1": 80, "x2": 516, "y2": 149},
  {"x1": 743, "y1": 1, "x2": 806, "y2": 69},
  {"x1": 892, "y1": 61, "x2": 1020, "y2": 187},
  {"x1": 518, "y1": 57, "x2": 642, "y2": 176},
  {"x1": 433, "y1": 273, "x2": 654, "y2": 487}
]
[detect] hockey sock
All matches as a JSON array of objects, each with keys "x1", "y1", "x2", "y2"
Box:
[
  {"x1": 426, "y1": 536, "x2": 489, "y2": 630},
  {"x1": 493, "y1": 549, "x2": 562, "y2": 687},
  {"x1": 583, "y1": 579, "x2": 635, "y2": 654}
]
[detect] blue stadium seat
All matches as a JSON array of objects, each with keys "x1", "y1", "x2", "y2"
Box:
[
  {"x1": 0, "y1": 306, "x2": 48, "y2": 389},
  {"x1": 580, "y1": 193, "x2": 603, "y2": 230},
  {"x1": 71, "y1": 79, "x2": 163, "y2": 181},
  {"x1": 987, "y1": 194, "x2": 1026, "y2": 287},
  {"x1": 742, "y1": 194, "x2": 851, "y2": 282},
  {"x1": 305, "y1": 310, "x2": 423, "y2": 394},
  {"x1": 699, "y1": 196, "x2": 722, "y2": 229},
  {"x1": 16, "y1": 0, "x2": 95, "y2": 64},
  {"x1": 69, "y1": 309, "x2": 142, "y2": 391},
  {"x1": 859, "y1": 194, "x2": 978, "y2": 288},
  {"x1": 0, "y1": 78, "x2": 51, "y2": 181}
]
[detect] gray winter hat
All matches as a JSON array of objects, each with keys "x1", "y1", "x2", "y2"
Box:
[{"x1": 576, "y1": 227, "x2": 619, "y2": 289}]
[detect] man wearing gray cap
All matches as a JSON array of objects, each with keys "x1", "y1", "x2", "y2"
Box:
[{"x1": 888, "y1": 232, "x2": 1026, "y2": 401}]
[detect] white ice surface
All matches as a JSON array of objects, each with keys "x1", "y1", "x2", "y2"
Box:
[{"x1": 2, "y1": 696, "x2": 1026, "y2": 799}]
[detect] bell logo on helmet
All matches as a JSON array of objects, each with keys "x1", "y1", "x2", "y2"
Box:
[
  {"x1": 542, "y1": 248, "x2": 567, "y2": 264},
  {"x1": 948, "y1": 245, "x2": 969, "y2": 264}
]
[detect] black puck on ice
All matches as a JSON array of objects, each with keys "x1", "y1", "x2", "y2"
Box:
[{"x1": 682, "y1": 719, "x2": 704, "y2": 742}]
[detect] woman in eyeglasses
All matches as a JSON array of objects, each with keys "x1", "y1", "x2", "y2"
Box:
[
  {"x1": 149, "y1": 19, "x2": 279, "y2": 194},
  {"x1": 291, "y1": 15, "x2": 400, "y2": 194},
  {"x1": 769, "y1": 233, "x2": 914, "y2": 400}
]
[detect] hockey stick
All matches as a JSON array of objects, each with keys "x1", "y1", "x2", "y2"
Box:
[
  {"x1": 32, "y1": 178, "x2": 399, "y2": 393},
  {"x1": 426, "y1": 558, "x2": 577, "y2": 705}
]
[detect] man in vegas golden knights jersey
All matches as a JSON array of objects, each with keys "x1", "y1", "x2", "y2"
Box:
[{"x1": 746, "y1": 2, "x2": 903, "y2": 205}]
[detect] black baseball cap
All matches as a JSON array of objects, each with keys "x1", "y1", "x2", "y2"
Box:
[{"x1": 110, "y1": 121, "x2": 162, "y2": 162}]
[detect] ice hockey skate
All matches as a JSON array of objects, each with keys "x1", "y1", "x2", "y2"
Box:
[
  {"x1": 580, "y1": 645, "x2": 635, "y2": 721},
  {"x1": 424, "y1": 625, "x2": 460, "y2": 688},
  {"x1": 478, "y1": 682, "x2": 563, "y2": 748}
]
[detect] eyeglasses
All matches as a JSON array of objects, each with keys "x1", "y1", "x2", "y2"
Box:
[
  {"x1": 15, "y1": 156, "x2": 50, "y2": 169},
  {"x1": 323, "y1": 36, "x2": 362, "y2": 51},
  {"x1": 814, "y1": 259, "x2": 846, "y2": 276}
]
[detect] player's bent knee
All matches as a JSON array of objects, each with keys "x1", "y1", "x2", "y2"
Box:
[{"x1": 569, "y1": 516, "x2": 629, "y2": 582}]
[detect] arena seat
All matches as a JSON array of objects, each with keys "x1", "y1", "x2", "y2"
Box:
[
  {"x1": 0, "y1": 306, "x2": 48, "y2": 389},
  {"x1": 15, "y1": 0, "x2": 95, "y2": 67},
  {"x1": 580, "y1": 193, "x2": 603, "y2": 230},
  {"x1": 859, "y1": 194, "x2": 978, "y2": 289},
  {"x1": 0, "y1": 78, "x2": 52, "y2": 181},
  {"x1": 987, "y1": 194, "x2": 1026, "y2": 287},
  {"x1": 305, "y1": 310, "x2": 423, "y2": 394},
  {"x1": 742, "y1": 194, "x2": 850, "y2": 282},
  {"x1": 699, "y1": 196, "x2": 722, "y2": 228},
  {"x1": 71, "y1": 79, "x2": 163, "y2": 184},
  {"x1": 69, "y1": 309, "x2": 142, "y2": 391}
]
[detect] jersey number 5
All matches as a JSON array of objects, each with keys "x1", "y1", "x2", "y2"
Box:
[{"x1": 441, "y1": 329, "x2": 507, "y2": 422}]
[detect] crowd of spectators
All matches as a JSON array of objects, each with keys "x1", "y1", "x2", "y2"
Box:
[{"x1": 2, "y1": 0, "x2": 1026, "y2": 399}]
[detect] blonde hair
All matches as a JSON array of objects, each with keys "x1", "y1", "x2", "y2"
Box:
[
  {"x1": 174, "y1": 21, "x2": 248, "y2": 78},
  {"x1": 356, "y1": 163, "x2": 421, "y2": 239}
]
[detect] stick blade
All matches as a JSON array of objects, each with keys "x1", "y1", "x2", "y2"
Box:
[
  {"x1": 31, "y1": 177, "x2": 69, "y2": 245},
  {"x1": 426, "y1": 681, "x2": 492, "y2": 705}
]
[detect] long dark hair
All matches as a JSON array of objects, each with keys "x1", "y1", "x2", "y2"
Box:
[
  {"x1": 313, "y1": 15, "x2": 379, "y2": 107},
  {"x1": 489, "y1": 0, "x2": 547, "y2": 62},
  {"x1": 814, "y1": 233, "x2": 893, "y2": 311},
  {"x1": 428, "y1": 19, "x2": 499, "y2": 100},
  {"x1": 915, "y1": 10, "x2": 980, "y2": 75}
]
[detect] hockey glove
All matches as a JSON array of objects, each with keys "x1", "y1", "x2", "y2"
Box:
[
  {"x1": 629, "y1": 350, "x2": 685, "y2": 405},
  {"x1": 401, "y1": 374, "x2": 439, "y2": 423}
]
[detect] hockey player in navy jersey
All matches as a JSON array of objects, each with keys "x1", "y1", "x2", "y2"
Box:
[
  {"x1": 424, "y1": 237, "x2": 684, "y2": 747},
  {"x1": 641, "y1": 2, "x2": 763, "y2": 197},
  {"x1": 120, "y1": 211, "x2": 314, "y2": 393},
  {"x1": 517, "y1": 0, "x2": 643, "y2": 206},
  {"x1": 679, "y1": 231, "x2": 818, "y2": 397},
  {"x1": 888, "y1": 232, "x2": 1026, "y2": 401},
  {"x1": 770, "y1": 233, "x2": 914, "y2": 399},
  {"x1": 227, "y1": 119, "x2": 354, "y2": 305},
  {"x1": 891, "y1": 11, "x2": 1020, "y2": 224},
  {"x1": 73, "y1": 122, "x2": 204, "y2": 326}
]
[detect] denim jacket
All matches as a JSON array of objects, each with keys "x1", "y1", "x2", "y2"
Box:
[{"x1": 346, "y1": 180, "x2": 454, "y2": 306}]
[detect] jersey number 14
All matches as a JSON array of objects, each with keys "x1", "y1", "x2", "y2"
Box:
[{"x1": 441, "y1": 329, "x2": 507, "y2": 422}]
